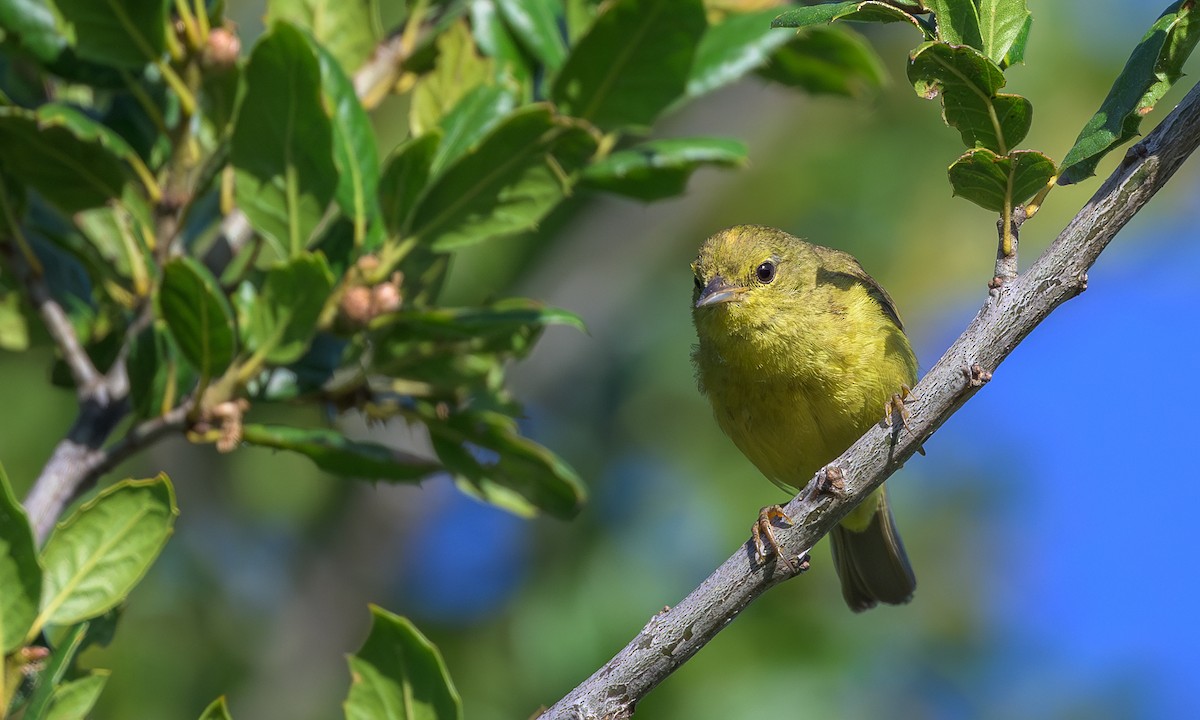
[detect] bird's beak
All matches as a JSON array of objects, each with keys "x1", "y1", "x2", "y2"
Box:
[{"x1": 695, "y1": 275, "x2": 747, "y2": 308}]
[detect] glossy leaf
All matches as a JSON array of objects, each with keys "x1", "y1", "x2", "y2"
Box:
[
  {"x1": 470, "y1": 0, "x2": 533, "y2": 88},
  {"x1": 43, "y1": 671, "x2": 109, "y2": 720},
  {"x1": 431, "y1": 85, "x2": 518, "y2": 176},
  {"x1": 581, "y1": 137, "x2": 747, "y2": 200},
  {"x1": 243, "y1": 253, "x2": 335, "y2": 365},
  {"x1": 495, "y1": 0, "x2": 567, "y2": 70},
  {"x1": 20, "y1": 621, "x2": 89, "y2": 719},
  {"x1": 925, "y1": 0, "x2": 982, "y2": 49},
  {"x1": 685, "y1": 8, "x2": 795, "y2": 99},
  {"x1": 39, "y1": 475, "x2": 177, "y2": 626},
  {"x1": 551, "y1": 0, "x2": 707, "y2": 132},
  {"x1": 428, "y1": 408, "x2": 586, "y2": 519},
  {"x1": 241, "y1": 424, "x2": 441, "y2": 481},
  {"x1": 1001, "y1": 14, "x2": 1032, "y2": 68},
  {"x1": 947, "y1": 148, "x2": 1055, "y2": 212},
  {"x1": 410, "y1": 20, "x2": 495, "y2": 136},
  {"x1": 380, "y1": 132, "x2": 442, "y2": 236},
  {"x1": 159, "y1": 257, "x2": 237, "y2": 379},
  {"x1": 311, "y1": 38, "x2": 382, "y2": 248},
  {"x1": 55, "y1": 0, "x2": 165, "y2": 68},
  {"x1": 0, "y1": 0, "x2": 66, "y2": 62},
  {"x1": 758, "y1": 25, "x2": 887, "y2": 97},
  {"x1": 976, "y1": 0, "x2": 1030, "y2": 64},
  {"x1": 406, "y1": 105, "x2": 598, "y2": 250},
  {"x1": 267, "y1": 0, "x2": 378, "y2": 73},
  {"x1": 0, "y1": 107, "x2": 127, "y2": 213},
  {"x1": 198, "y1": 696, "x2": 234, "y2": 720},
  {"x1": 374, "y1": 298, "x2": 585, "y2": 353},
  {"x1": 232, "y1": 22, "x2": 337, "y2": 256},
  {"x1": 908, "y1": 41, "x2": 1031, "y2": 152},
  {"x1": 344, "y1": 607, "x2": 462, "y2": 720},
  {"x1": 1060, "y1": 1, "x2": 1200, "y2": 184},
  {"x1": 0, "y1": 462, "x2": 40, "y2": 653},
  {"x1": 772, "y1": 0, "x2": 925, "y2": 35}
]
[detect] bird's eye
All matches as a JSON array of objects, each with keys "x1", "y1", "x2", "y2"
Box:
[{"x1": 756, "y1": 261, "x2": 776, "y2": 284}]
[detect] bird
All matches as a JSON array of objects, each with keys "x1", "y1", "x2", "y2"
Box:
[{"x1": 690, "y1": 224, "x2": 917, "y2": 611}]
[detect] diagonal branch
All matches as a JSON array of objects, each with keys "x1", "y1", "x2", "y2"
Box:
[{"x1": 542, "y1": 79, "x2": 1200, "y2": 720}]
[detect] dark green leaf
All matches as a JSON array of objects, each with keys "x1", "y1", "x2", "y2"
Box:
[
  {"x1": 0, "y1": 107, "x2": 127, "y2": 213},
  {"x1": 407, "y1": 105, "x2": 597, "y2": 250},
  {"x1": 127, "y1": 323, "x2": 195, "y2": 420},
  {"x1": 243, "y1": 253, "x2": 335, "y2": 365},
  {"x1": 908, "y1": 41, "x2": 1030, "y2": 152},
  {"x1": 43, "y1": 671, "x2": 109, "y2": 720},
  {"x1": 159, "y1": 257, "x2": 237, "y2": 379},
  {"x1": 0, "y1": 461, "x2": 40, "y2": 653},
  {"x1": 21, "y1": 621, "x2": 89, "y2": 719},
  {"x1": 344, "y1": 606, "x2": 462, "y2": 720},
  {"x1": 947, "y1": 147, "x2": 1055, "y2": 211},
  {"x1": 429, "y1": 409, "x2": 585, "y2": 519},
  {"x1": 232, "y1": 22, "x2": 337, "y2": 256},
  {"x1": 470, "y1": 0, "x2": 533, "y2": 89},
  {"x1": 266, "y1": 0, "x2": 378, "y2": 73},
  {"x1": 1001, "y1": 14, "x2": 1032, "y2": 68},
  {"x1": 581, "y1": 137, "x2": 747, "y2": 200},
  {"x1": 380, "y1": 132, "x2": 442, "y2": 237},
  {"x1": 198, "y1": 697, "x2": 233, "y2": 720},
  {"x1": 374, "y1": 298, "x2": 585, "y2": 351},
  {"x1": 772, "y1": 1, "x2": 925, "y2": 35},
  {"x1": 757, "y1": 25, "x2": 887, "y2": 97},
  {"x1": 977, "y1": 0, "x2": 1030, "y2": 64},
  {"x1": 685, "y1": 8, "x2": 795, "y2": 100},
  {"x1": 431, "y1": 84, "x2": 518, "y2": 176},
  {"x1": 39, "y1": 475, "x2": 177, "y2": 626},
  {"x1": 551, "y1": 0, "x2": 707, "y2": 132},
  {"x1": 1060, "y1": 1, "x2": 1200, "y2": 184},
  {"x1": 311, "y1": 38, "x2": 382, "y2": 248},
  {"x1": 0, "y1": 0, "x2": 66, "y2": 62},
  {"x1": 55, "y1": 0, "x2": 166, "y2": 68},
  {"x1": 926, "y1": 0, "x2": 982, "y2": 49},
  {"x1": 410, "y1": 20, "x2": 494, "y2": 136},
  {"x1": 495, "y1": 0, "x2": 567, "y2": 70},
  {"x1": 241, "y1": 424, "x2": 441, "y2": 481}
]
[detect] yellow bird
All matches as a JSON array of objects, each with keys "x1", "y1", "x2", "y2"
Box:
[{"x1": 690, "y1": 225, "x2": 917, "y2": 611}]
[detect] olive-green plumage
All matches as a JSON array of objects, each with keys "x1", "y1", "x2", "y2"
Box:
[{"x1": 690, "y1": 225, "x2": 917, "y2": 611}]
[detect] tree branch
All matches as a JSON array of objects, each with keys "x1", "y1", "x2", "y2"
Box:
[{"x1": 541, "y1": 80, "x2": 1200, "y2": 720}]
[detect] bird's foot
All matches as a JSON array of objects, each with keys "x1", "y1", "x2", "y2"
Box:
[
  {"x1": 883, "y1": 384, "x2": 917, "y2": 431},
  {"x1": 752, "y1": 504, "x2": 798, "y2": 572}
]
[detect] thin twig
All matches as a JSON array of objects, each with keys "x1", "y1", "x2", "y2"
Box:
[{"x1": 542, "y1": 80, "x2": 1200, "y2": 720}]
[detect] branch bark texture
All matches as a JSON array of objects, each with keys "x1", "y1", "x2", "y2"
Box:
[{"x1": 542, "y1": 81, "x2": 1200, "y2": 720}]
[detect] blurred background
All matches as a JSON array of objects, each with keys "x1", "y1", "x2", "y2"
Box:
[{"x1": 4, "y1": 1, "x2": 1199, "y2": 718}]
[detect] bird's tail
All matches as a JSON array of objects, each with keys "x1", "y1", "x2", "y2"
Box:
[{"x1": 829, "y1": 487, "x2": 916, "y2": 612}]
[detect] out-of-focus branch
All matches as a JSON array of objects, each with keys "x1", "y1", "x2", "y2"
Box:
[{"x1": 542, "y1": 80, "x2": 1200, "y2": 720}]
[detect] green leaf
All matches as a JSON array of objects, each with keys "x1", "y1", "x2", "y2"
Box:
[
  {"x1": 1060, "y1": 1, "x2": 1200, "y2": 184},
  {"x1": 685, "y1": 8, "x2": 795, "y2": 100},
  {"x1": 159, "y1": 257, "x2": 237, "y2": 379},
  {"x1": 198, "y1": 696, "x2": 234, "y2": 720},
  {"x1": 947, "y1": 147, "x2": 1055, "y2": 212},
  {"x1": 551, "y1": 0, "x2": 707, "y2": 132},
  {"x1": 771, "y1": 0, "x2": 926, "y2": 35},
  {"x1": 428, "y1": 409, "x2": 586, "y2": 519},
  {"x1": 976, "y1": 0, "x2": 1030, "y2": 64},
  {"x1": 374, "y1": 298, "x2": 585, "y2": 351},
  {"x1": 757, "y1": 25, "x2": 887, "y2": 98},
  {"x1": 431, "y1": 85, "x2": 518, "y2": 176},
  {"x1": 54, "y1": 0, "x2": 165, "y2": 69},
  {"x1": 343, "y1": 606, "x2": 462, "y2": 720},
  {"x1": 926, "y1": 0, "x2": 982, "y2": 49},
  {"x1": 0, "y1": 0, "x2": 66, "y2": 63},
  {"x1": 241, "y1": 425, "x2": 441, "y2": 481},
  {"x1": 406, "y1": 104, "x2": 597, "y2": 250},
  {"x1": 908, "y1": 41, "x2": 1030, "y2": 152},
  {"x1": 0, "y1": 107, "x2": 128, "y2": 213},
  {"x1": 469, "y1": 0, "x2": 533, "y2": 89},
  {"x1": 581, "y1": 137, "x2": 747, "y2": 200},
  {"x1": 243, "y1": 253, "x2": 335, "y2": 365},
  {"x1": 410, "y1": 20, "x2": 495, "y2": 137},
  {"x1": 495, "y1": 0, "x2": 567, "y2": 70},
  {"x1": 127, "y1": 322, "x2": 194, "y2": 420},
  {"x1": 379, "y1": 132, "x2": 442, "y2": 237},
  {"x1": 0, "y1": 461, "x2": 41, "y2": 653},
  {"x1": 38, "y1": 475, "x2": 177, "y2": 627},
  {"x1": 1000, "y1": 13, "x2": 1032, "y2": 68},
  {"x1": 21, "y1": 621, "x2": 89, "y2": 719},
  {"x1": 267, "y1": 0, "x2": 378, "y2": 73},
  {"x1": 43, "y1": 671, "x2": 110, "y2": 720},
  {"x1": 0, "y1": 291, "x2": 30, "y2": 351},
  {"x1": 232, "y1": 22, "x2": 338, "y2": 256},
  {"x1": 310, "y1": 37, "x2": 382, "y2": 249}
]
